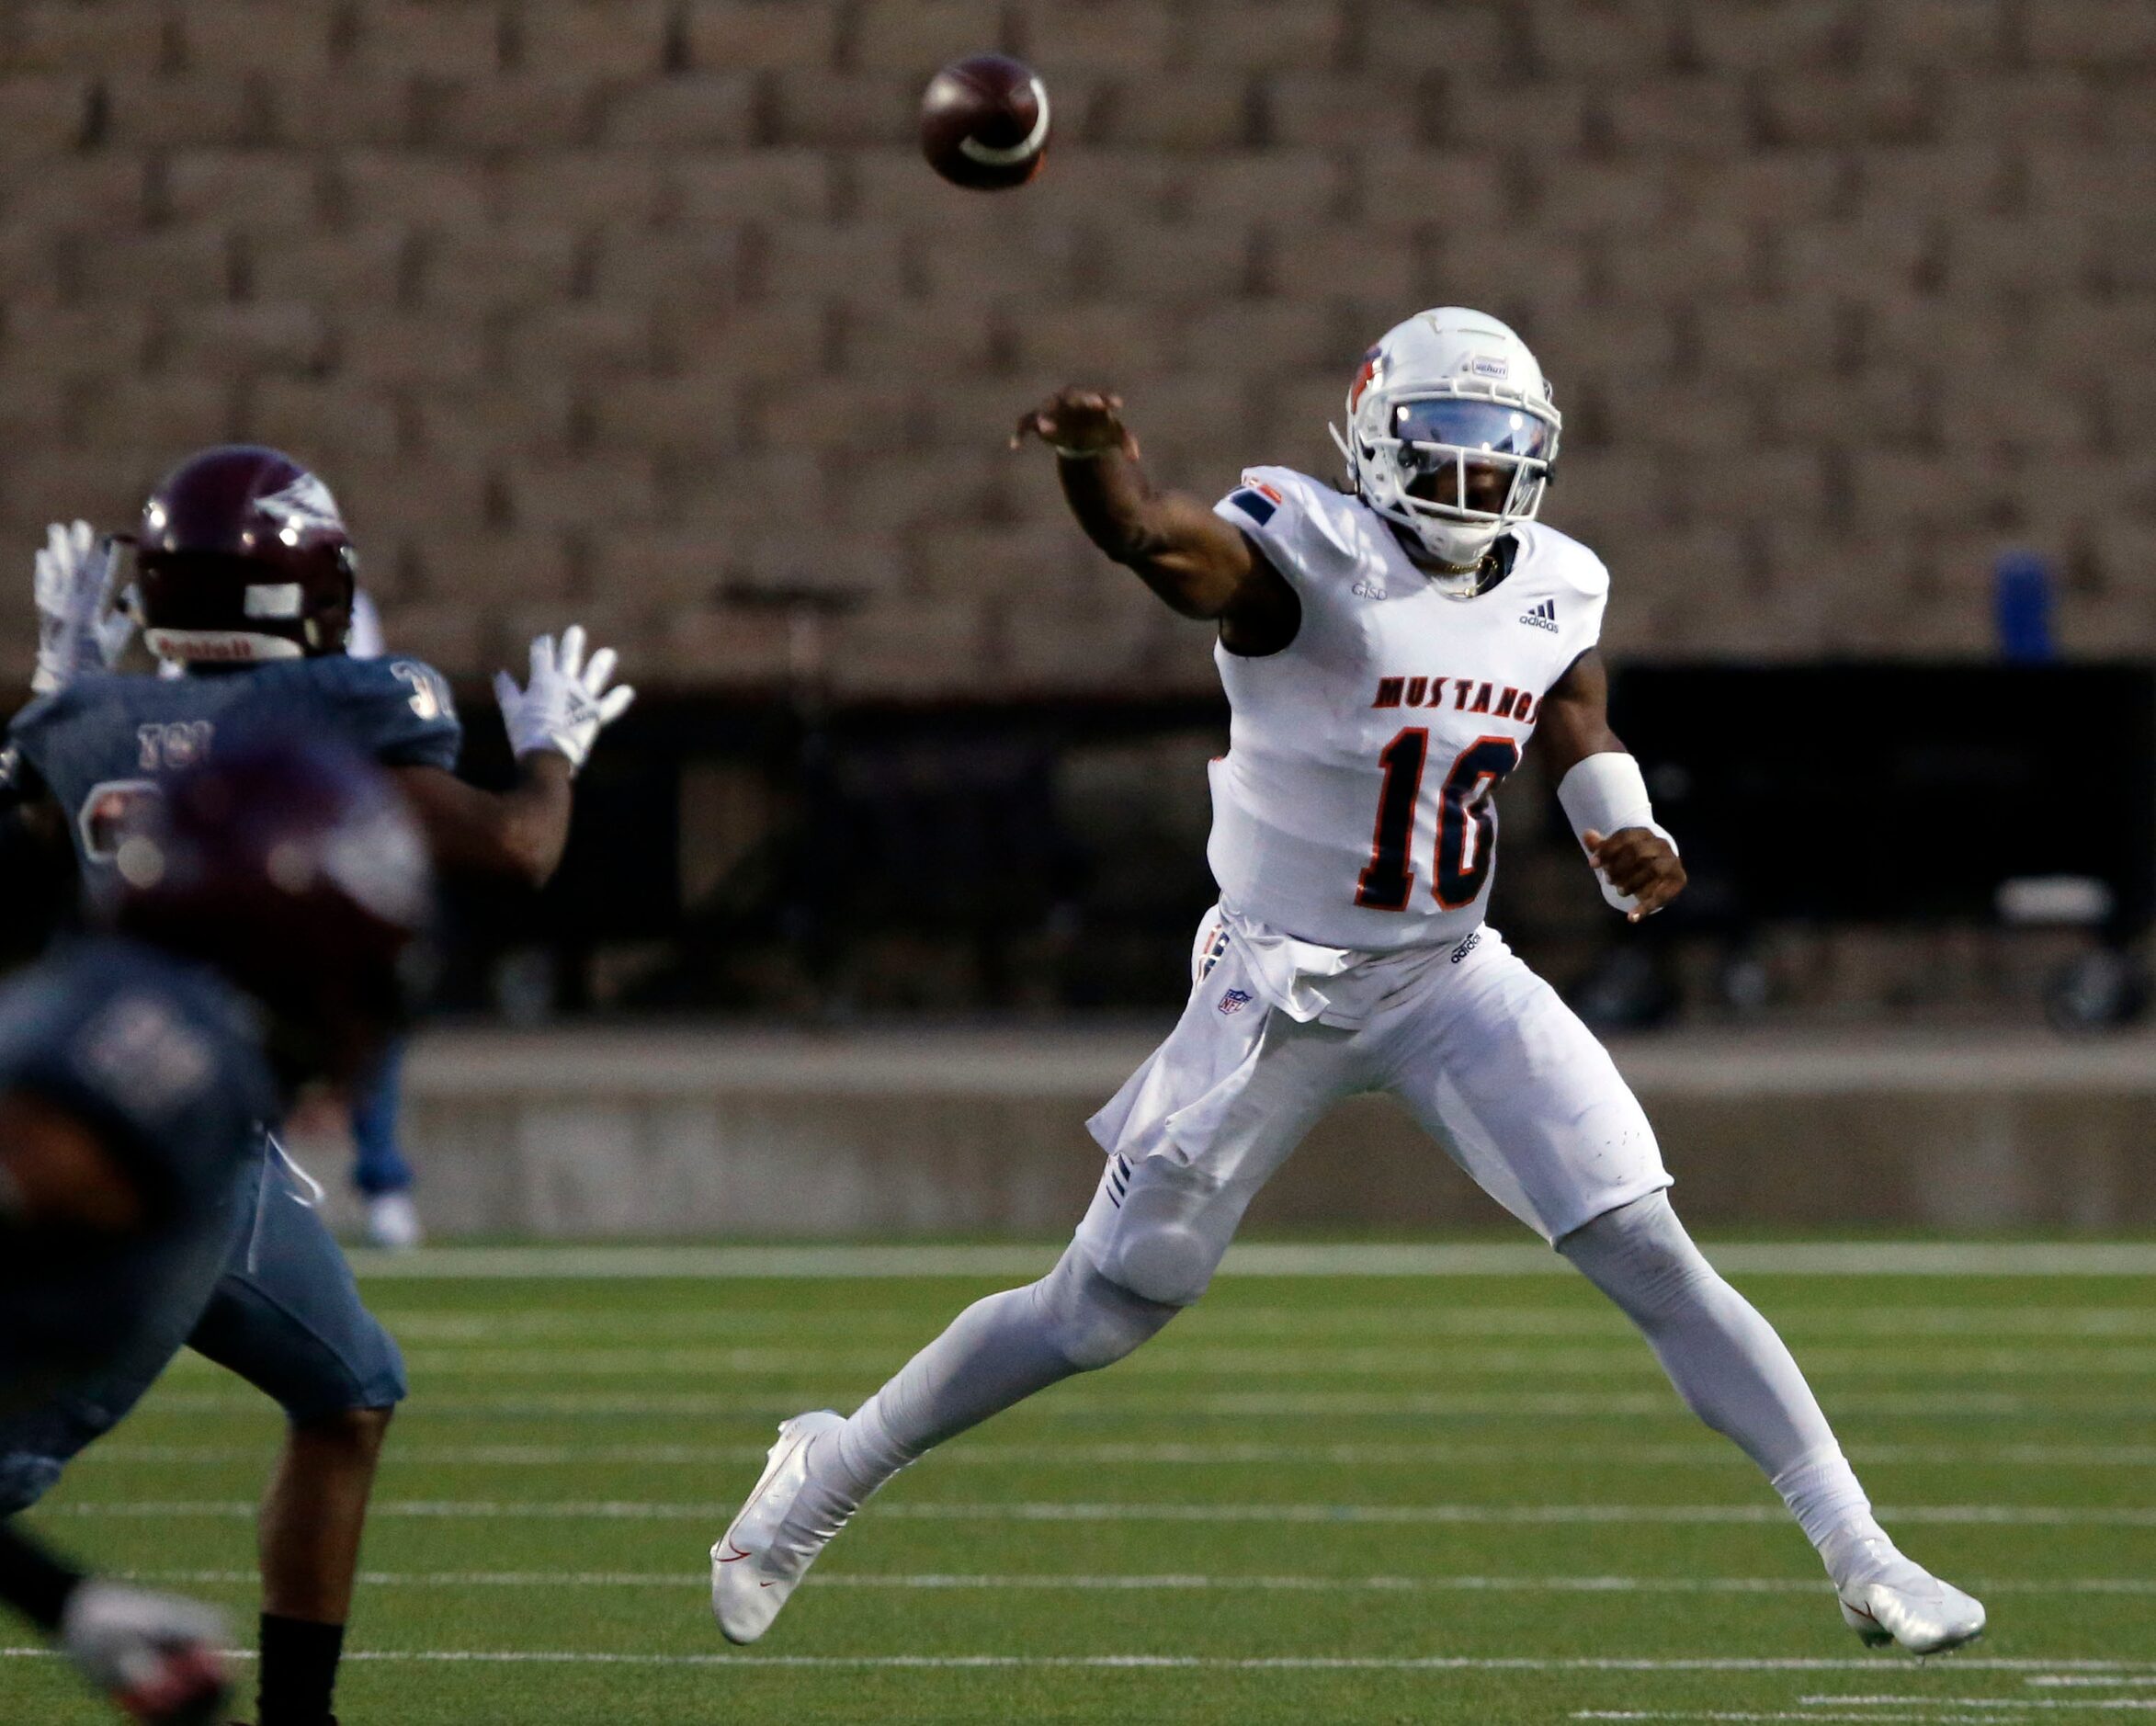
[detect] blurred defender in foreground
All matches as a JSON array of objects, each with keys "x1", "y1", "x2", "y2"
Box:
[
  {"x1": 6, "y1": 446, "x2": 632, "y2": 1726},
  {"x1": 156, "y1": 582, "x2": 427, "y2": 1250},
  {"x1": 0, "y1": 740, "x2": 429, "y2": 1722},
  {"x1": 711, "y1": 309, "x2": 1985, "y2": 1657}
]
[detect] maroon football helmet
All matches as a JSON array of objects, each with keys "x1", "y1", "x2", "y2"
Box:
[
  {"x1": 108, "y1": 738, "x2": 432, "y2": 1087},
  {"x1": 134, "y1": 446, "x2": 357, "y2": 665}
]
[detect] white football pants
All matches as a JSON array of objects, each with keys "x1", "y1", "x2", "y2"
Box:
[
  {"x1": 792, "y1": 912, "x2": 1878, "y2": 1579},
  {"x1": 1074, "y1": 912, "x2": 1670, "y2": 1304}
]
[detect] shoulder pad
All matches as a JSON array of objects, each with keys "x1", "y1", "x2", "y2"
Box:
[
  {"x1": 1516, "y1": 521, "x2": 1611, "y2": 598},
  {"x1": 5, "y1": 686, "x2": 80, "y2": 773},
  {"x1": 302, "y1": 653, "x2": 462, "y2": 770},
  {"x1": 8, "y1": 687, "x2": 70, "y2": 740},
  {"x1": 1219, "y1": 467, "x2": 1361, "y2": 562}
]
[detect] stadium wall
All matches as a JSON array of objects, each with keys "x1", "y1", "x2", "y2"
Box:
[
  {"x1": 1, "y1": 1, "x2": 2152, "y2": 695},
  {"x1": 293, "y1": 1024, "x2": 2156, "y2": 1236}
]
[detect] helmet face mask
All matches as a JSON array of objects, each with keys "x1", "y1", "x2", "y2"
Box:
[{"x1": 1333, "y1": 310, "x2": 1562, "y2": 590}]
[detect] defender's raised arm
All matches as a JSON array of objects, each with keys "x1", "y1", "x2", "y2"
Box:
[
  {"x1": 395, "y1": 625, "x2": 633, "y2": 890},
  {"x1": 1014, "y1": 388, "x2": 1299, "y2": 656}
]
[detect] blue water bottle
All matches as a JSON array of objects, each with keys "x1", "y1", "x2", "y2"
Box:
[{"x1": 1994, "y1": 551, "x2": 2055, "y2": 664}]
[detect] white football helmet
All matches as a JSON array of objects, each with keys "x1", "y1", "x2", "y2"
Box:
[{"x1": 1332, "y1": 307, "x2": 1562, "y2": 591}]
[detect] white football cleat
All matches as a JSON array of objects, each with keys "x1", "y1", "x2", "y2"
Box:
[
  {"x1": 1837, "y1": 1543, "x2": 1987, "y2": 1655},
  {"x1": 711, "y1": 1410, "x2": 846, "y2": 1645}
]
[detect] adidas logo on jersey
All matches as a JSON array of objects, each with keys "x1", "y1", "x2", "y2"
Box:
[{"x1": 1519, "y1": 598, "x2": 1559, "y2": 633}]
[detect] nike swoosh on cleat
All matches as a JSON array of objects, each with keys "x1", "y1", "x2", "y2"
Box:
[{"x1": 717, "y1": 1543, "x2": 753, "y2": 1564}]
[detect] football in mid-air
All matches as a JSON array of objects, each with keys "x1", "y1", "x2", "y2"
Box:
[{"x1": 920, "y1": 53, "x2": 1050, "y2": 191}]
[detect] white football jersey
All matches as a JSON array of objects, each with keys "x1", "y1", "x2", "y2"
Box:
[{"x1": 1207, "y1": 466, "x2": 1610, "y2": 952}]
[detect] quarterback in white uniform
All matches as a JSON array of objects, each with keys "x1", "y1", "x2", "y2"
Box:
[{"x1": 709, "y1": 308, "x2": 1986, "y2": 1657}]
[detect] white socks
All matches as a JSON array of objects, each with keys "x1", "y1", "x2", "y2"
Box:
[
  {"x1": 1773, "y1": 1446, "x2": 1889, "y2": 1570},
  {"x1": 781, "y1": 1193, "x2": 1895, "y2": 1595},
  {"x1": 1557, "y1": 1191, "x2": 1889, "y2": 1586},
  {"x1": 784, "y1": 1245, "x2": 1179, "y2": 1542}
]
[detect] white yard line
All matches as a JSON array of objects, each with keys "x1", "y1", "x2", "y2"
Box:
[
  {"x1": 127, "y1": 1388, "x2": 2132, "y2": 1419},
  {"x1": 1810, "y1": 1698, "x2": 2156, "y2": 1706},
  {"x1": 151, "y1": 1343, "x2": 2156, "y2": 1380},
  {"x1": 47, "y1": 1499, "x2": 2156, "y2": 1527},
  {"x1": 865, "y1": 1502, "x2": 2156, "y2": 1528},
  {"x1": 108, "y1": 1569, "x2": 2156, "y2": 1597},
  {"x1": 0, "y1": 1648, "x2": 2141, "y2": 1674},
  {"x1": 344, "y1": 1243, "x2": 2156, "y2": 1280},
  {"x1": 1579, "y1": 1715, "x2": 2032, "y2": 1724},
  {"x1": 145, "y1": 1344, "x2": 2156, "y2": 1383},
  {"x1": 77, "y1": 1440, "x2": 2156, "y2": 1469},
  {"x1": 368, "y1": 1307, "x2": 2156, "y2": 1342},
  {"x1": 1579, "y1": 1715, "x2": 2026, "y2": 1724}
]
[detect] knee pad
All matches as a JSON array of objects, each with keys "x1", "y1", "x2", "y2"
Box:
[
  {"x1": 1104, "y1": 1221, "x2": 1220, "y2": 1309},
  {"x1": 1037, "y1": 1250, "x2": 1179, "y2": 1372},
  {"x1": 1088, "y1": 1170, "x2": 1238, "y2": 1308}
]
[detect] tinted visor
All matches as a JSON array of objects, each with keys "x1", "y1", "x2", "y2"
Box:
[
  {"x1": 1390, "y1": 399, "x2": 1552, "y2": 460},
  {"x1": 1390, "y1": 399, "x2": 1552, "y2": 515}
]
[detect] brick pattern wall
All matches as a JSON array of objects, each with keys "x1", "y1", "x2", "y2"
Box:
[{"x1": 0, "y1": 1, "x2": 2150, "y2": 697}]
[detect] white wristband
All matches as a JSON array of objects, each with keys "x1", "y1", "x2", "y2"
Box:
[{"x1": 1556, "y1": 752, "x2": 1675, "y2": 914}]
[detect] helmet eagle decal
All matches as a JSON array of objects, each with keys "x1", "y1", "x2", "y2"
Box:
[{"x1": 135, "y1": 446, "x2": 358, "y2": 665}]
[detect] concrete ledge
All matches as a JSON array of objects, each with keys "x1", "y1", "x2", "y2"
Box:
[
  {"x1": 301, "y1": 1026, "x2": 2156, "y2": 1239},
  {"x1": 401, "y1": 1025, "x2": 2156, "y2": 1097}
]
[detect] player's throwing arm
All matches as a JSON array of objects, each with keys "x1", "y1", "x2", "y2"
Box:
[{"x1": 1012, "y1": 388, "x2": 1302, "y2": 656}]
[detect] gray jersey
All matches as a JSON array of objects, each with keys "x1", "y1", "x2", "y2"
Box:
[
  {"x1": 5, "y1": 653, "x2": 460, "y2": 875},
  {"x1": 0, "y1": 935, "x2": 278, "y2": 1404}
]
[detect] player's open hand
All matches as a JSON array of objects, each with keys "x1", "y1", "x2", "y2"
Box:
[
  {"x1": 1011, "y1": 388, "x2": 1139, "y2": 460},
  {"x1": 32, "y1": 519, "x2": 133, "y2": 695},
  {"x1": 1583, "y1": 826, "x2": 1686, "y2": 923},
  {"x1": 494, "y1": 625, "x2": 635, "y2": 775}
]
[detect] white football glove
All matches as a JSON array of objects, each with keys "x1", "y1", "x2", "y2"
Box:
[
  {"x1": 494, "y1": 624, "x2": 634, "y2": 773},
  {"x1": 32, "y1": 519, "x2": 135, "y2": 695},
  {"x1": 60, "y1": 1580, "x2": 230, "y2": 1724}
]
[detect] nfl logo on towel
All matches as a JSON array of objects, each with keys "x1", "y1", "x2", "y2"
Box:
[{"x1": 1217, "y1": 988, "x2": 1253, "y2": 1015}]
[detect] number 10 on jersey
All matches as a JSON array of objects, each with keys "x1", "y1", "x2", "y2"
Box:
[{"x1": 1355, "y1": 732, "x2": 1522, "y2": 913}]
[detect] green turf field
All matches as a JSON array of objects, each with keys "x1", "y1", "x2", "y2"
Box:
[{"x1": 7, "y1": 1243, "x2": 2153, "y2": 1724}]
